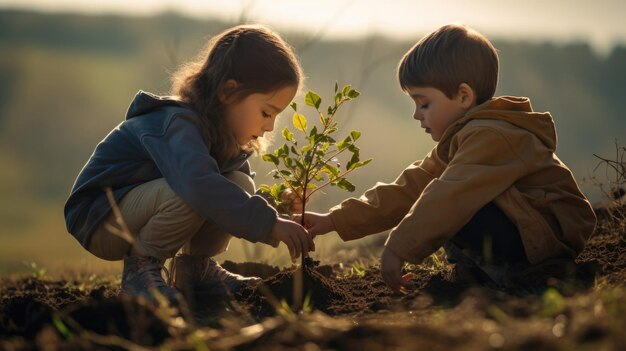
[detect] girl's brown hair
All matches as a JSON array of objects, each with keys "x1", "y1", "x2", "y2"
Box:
[
  {"x1": 171, "y1": 25, "x2": 302, "y2": 166},
  {"x1": 398, "y1": 24, "x2": 499, "y2": 105}
]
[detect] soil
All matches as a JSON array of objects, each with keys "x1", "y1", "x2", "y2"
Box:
[{"x1": 1, "y1": 206, "x2": 625, "y2": 350}]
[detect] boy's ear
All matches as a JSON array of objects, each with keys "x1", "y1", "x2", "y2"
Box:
[
  {"x1": 218, "y1": 79, "x2": 239, "y2": 103},
  {"x1": 456, "y1": 83, "x2": 476, "y2": 109}
]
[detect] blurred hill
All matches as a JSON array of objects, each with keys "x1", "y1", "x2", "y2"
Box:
[{"x1": 0, "y1": 9, "x2": 624, "y2": 272}]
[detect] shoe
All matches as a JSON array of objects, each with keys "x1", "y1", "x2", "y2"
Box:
[
  {"x1": 171, "y1": 254, "x2": 261, "y2": 297},
  {"x1": 507, "y1": 258, "x2": 577, "y2": 286},
  {"x1": 121, "y1": 255, "x2": 182, "y2": 305},
  {"x1": 444, "y1": 242, "x2": 509, "y2": 288}
]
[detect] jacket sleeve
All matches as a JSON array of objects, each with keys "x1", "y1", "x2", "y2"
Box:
[
  {"x1": 329, "y1": 151, "x2": 440, "y2": 241},
  {"x1": 385, "y1": 126, "x2": 529, "y2": 263},
  {"x1": 141, "y1": 113, "x2": 279, "y2": 247}
]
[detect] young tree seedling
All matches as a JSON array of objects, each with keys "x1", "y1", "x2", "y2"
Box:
[{"x1": 259, "y1": 82, "x2": 372, "y2": 310}]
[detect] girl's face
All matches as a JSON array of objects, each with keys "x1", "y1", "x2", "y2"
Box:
[{"x1": 222, "y1": 83, "x2": 298, "y2": 146}]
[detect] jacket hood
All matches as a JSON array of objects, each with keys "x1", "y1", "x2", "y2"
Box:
[
  {"x1": 125, "y1": 90, "x2": 189, "y2": 120},
  {"x1": 450, "y1": 96, "x2": 557, "y2": 151}
]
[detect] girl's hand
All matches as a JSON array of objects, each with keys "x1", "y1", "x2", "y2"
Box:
[
  {"x1": 381, "y1": 247, "x2": 413, "y2": 294},
  {"x1": 292, "y1": 211, "x2": 335, "y2": 238},
  {"x1": 270, "y1": 217, "x2": 315, "y2": 260}
]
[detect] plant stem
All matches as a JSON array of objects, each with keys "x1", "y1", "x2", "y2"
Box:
[{"x1": 305, "y1": 167, "x2": 359, "y2": 201}]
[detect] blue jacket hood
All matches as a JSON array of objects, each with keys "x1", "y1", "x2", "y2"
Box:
[{"x1": 125, "y1": 91, "x2": 188, "y2": 120}]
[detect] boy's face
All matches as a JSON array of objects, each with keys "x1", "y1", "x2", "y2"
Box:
[{"x1": 406, "y1": 86, "x2": 471, "y2": 142}]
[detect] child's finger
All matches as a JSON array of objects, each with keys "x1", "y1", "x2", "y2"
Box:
[
  {"x1": 306, "y1": 229, "x2": 315, "y2": 251},
  {"x1": 290, "y1": 232, "x2": 303, "y2": 259},
  {"x1": 283, "y1": 235, "x2": 297, "y2": 260},
  {"x1": 294, "y1": 229, "x2": 309, "y2": 255}
]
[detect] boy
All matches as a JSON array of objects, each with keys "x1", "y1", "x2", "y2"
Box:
[{"x1": 301, "y1": 24, "x2": 596, "y2": 292}]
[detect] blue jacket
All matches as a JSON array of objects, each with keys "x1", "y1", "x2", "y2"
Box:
[{"x1": 64, "y1": 91, "x2": 279, "y2": 249}]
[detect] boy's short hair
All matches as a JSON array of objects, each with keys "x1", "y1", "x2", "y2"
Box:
[{"x1": 398, "y1": 24, "x2": 499, "y2": 105}]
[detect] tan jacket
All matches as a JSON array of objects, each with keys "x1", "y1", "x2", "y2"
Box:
[{"x1": 330, "y1": 96, "x2": 596, "y2": 264}]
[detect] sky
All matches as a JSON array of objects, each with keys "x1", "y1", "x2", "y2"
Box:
[{"x1": 1, "y1": 0, "x2": 625, "y2": 55}]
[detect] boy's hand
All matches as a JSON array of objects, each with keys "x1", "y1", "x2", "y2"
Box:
[
  {"x1": 381, "y1": 247, "x2": 413, "y2": 294},
  {"x1": 270, "y1": 217, "x2": 315, "y2": 260},
  {"x1": 292, "y1": 211, "x2": 335, "y2": 238}
]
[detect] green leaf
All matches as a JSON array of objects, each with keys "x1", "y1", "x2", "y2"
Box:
[
  {"x1": 290, "y1": 145, "x2": 300, "y2": 156},
  {"x1": 290, "y1": 102, "x2": 297, "y2": 111},
  {"x1": 309, "y1": 125, "x2": 318, "y2": 138},
  {"x1": 320, "y1": 141, "x2": 331, "y2": 152},
  {"x1": 348, "y1": 158, "x2": 373, "y2": 170},
  {"x1": 295, "y1": 159, "x2": 306, "y2": 172},
  {"x1": 323, "y1": 164, "x2": 339, "y2": 177},
  {"x1": 286, "y1": 157, "x2": 294, "y2": 168},
  {"x1": 292, "y1": 113, "x2": 308, "y2": 132},
  {"x1": 347, "y1": 144, "x2": 360, "y2": 153},
  {"x1": 336, "y1": 178, "x2": 355, "y2": 192},
  {"x1": 258, "y1": 184, "x2": 271, "y2": 194},
  {"x1": 280, "y1": 170, "x2": 292, "y2": 177},
  {"x1": 342, "y1": 85, "x2": 351, "y2": 97},
  {"x1": 327, "y1": 106, "x2": 334, "y2": 115},
  {"x1": 334, "y1": 81, "x2": 338, "y2": 93},
  {"x1": 319, "y1": 113, "x2": 326, "y2": 126},
  {"x1": 347, "y1": 151, "x2": 360, "y2": 170},
  {"x1": 275, "y1": 144, "x2": 288, "y2": 158},
  {"x1": 337, "y1": 136, "x2": 351, "y2": 151},
  {"x1": 262, "y1": 153, "x2": 279, "y2": 165},
  {"x1": 270, "y1": 184, "x2": 286, "y2": 199},
  {"x1": 350, "y1": 130, "x2": 361, "y2": 141},
  {"x1": 335, "y1": 92, "x2": 342, "y2": 105},
  {"x1": 305, "y1": 91, "x2": 322, "y2": 109},
  {"x1": 282, "y1": 127, "x2": 294, "y2": 141},
  {"x1": 347, "y1": 89, "x2": 360, "y2": 99}
]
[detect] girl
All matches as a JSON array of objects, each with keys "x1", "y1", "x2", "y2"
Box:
[{"x1": 64, "y1": 25, "x2": 314, "y2": 304}]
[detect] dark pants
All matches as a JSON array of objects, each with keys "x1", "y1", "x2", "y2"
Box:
[{"x1": 448, "y1": 202, "x2": 527, "y2": 265}]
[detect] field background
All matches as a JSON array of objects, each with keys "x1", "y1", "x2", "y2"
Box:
[{"x1": 0, "y1": 8, "x2": 625, "y2": 274}]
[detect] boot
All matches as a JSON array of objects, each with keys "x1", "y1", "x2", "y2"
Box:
[
  {"x1": 171, "y1": 254, "x2": 261, "y2": 298},
  {"x1": 120, "y1": 255, "x2": 182, "y2": 305}
]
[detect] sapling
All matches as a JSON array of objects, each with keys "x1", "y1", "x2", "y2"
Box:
[
  {"x1": 259, "y1": 82, "x2": 372, "y2": 310},
  {"x1": 260, "y1": 82, "x2": 371, "y2": 240}
]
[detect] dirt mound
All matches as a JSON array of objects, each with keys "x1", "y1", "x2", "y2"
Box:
[
  {"x1": 576, "y1": 232, "x2": 626, "y2": 284},
  {"x1": 238, "y1": 258, "x2": 358, "y2": 317},
  {"x1": 235, "y1": 257, "x2": 466, "y2": 319}
]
